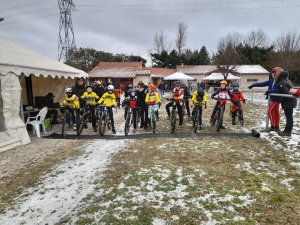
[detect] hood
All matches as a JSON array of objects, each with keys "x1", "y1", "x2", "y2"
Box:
[{"x1": 274, "y1": 69, "x2": 288, "y2": 83}]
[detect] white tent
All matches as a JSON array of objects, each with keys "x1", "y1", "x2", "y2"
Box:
[
  {"x1": 203, "y1": 73, "x2": 240, "y2": 80},
  {"x1": 164, "y1": 72, "x2": 194, "y2": 80},
  {"x1": 0, "y1": 36, "x2": 88, "y2": 153}
]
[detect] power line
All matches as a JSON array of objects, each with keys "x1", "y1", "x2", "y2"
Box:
[
  {"x1": 0, "y1": 13, "x2": 59, "y2": 25},
  {"x1": 0, "y1": 0, "x2": 54, "y2": 12},
  {"x1": 3, "y1": 6, "x2": 58, "y2": 18}
]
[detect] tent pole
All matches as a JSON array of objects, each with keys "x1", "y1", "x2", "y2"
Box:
[{"x1": 19, "y1": 74, "x2": 25, "y2": 122}]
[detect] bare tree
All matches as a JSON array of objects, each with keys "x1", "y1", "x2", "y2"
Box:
[
  {"x1": 153, "y1": 30, "x2": 171, "y2": 54},
  {"x1": 212, "y1": 32, "x2": 244, "y2": 79},
  {"x1": 244, "y1": 29, "x2": 269, "y2": 48},
  {"x1": 175, "y1": 22, "x2": 188, "y2": 55},
  {"x1": 271, "y1": 29, "x2": 300, "y2": 71}
]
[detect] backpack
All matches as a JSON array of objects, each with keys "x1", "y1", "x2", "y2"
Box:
[{"x1": 196, "y1": 90, "x2": 204, "y2": 102}]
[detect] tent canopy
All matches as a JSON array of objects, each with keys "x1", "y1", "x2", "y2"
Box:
[
  {"x1": 0, "y1": 36, "x2": 88, "y2": 79},
  {"x1": 164, "y1": 72, "x2": 194, "y2": 80},
  {"x1": 203, "y1": 73, "x2": 240, "y2": 80}
]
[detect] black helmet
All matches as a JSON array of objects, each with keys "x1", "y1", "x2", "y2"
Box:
[
  {"x1": 197, "y1": 87, "x2": 204, "y2": 94},
  {"x1": 232, "y1": 82, "x2": 239, "y2": 87},
  {"x1": 86, "y1": 84, "x2": 93, "y2": 89}
]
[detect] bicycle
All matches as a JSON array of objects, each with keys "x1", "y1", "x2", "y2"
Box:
[
  {"x1": 77, "y1": 104, "x2": 93, "y2": 136},
  {"x1": 124, "y1": 106, "x2": 139, "y2": 136},
  {"x1": 149, "y1": 105, "x2": 158, "y2": 134},
  {"x1": 169, "y1": 99, "x2": 177, "y2": 133},
  {"x1": 97, "y1": 105, "x2": 111, "y2": 136},
  {"x1": 231, "y1": 101, "x2": 244, "y2": 126},
  {"x1": 211, "y1": 98, "x2": 228, "y2": 132},
  {"x1": 61, "y1": 106, "x2": 74, "y2": 135},
  {"x1": 191, "y1": 103, "x2": 202, "y2": 133}
]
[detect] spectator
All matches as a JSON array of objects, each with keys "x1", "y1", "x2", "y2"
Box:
[
  {"x1": 274, "y1": 69, "x2": 297, "y2": 137},
  {"x1": 158, "y1": 81, "x2": 165, "y2": 100},
  {"x1": 248, "y1": 67, "x2": 281, "y2": 132},
  {"x1": 135, "y1": 82, "x2": 149, "y2": 129},
  {"x1": 45, "y1": 93, "x2": 59, "y2": 124},
  {"x1": 72, "y1": 77, "x2": 86, "y2": 125}
]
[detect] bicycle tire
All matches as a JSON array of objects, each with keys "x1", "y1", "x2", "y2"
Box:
[
  {"x1": 107, "y1": 117, "x2": 111, "y2": 129},
  {"x1": 67, "y1": 111, "x2": 73, "y2": 128},
  {"x1": 77, "y1": 114, "x2": 86, "y2": 136},
  {"x1": 216, "y1": 107, "x2": 224, "y2": 132},
  {"x1": 239, "y1": 110, "x2": 244, "y2": 126},
  {"x1": 170, "y1": 109, "x2": 176, "y2": 133},
  {"x1": 193, "y1": 110, "x2": 198, "y2": 133},
  {"x1": 61, "y1": 111, "x2": 67, "y2": 135},
  {"x1": 124, "y1": 114, "x2": 131, "y2": 136},
  {"x1": 99, "y1": 113, "x2": 106, "y2": 136},
  {"x1": 152, "y1": 112, "x2": 156, "y2": 134}
]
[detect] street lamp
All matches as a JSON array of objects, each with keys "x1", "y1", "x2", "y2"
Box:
[{"x1": 0, "y1": 18, "x2": 4, "y2": 22}]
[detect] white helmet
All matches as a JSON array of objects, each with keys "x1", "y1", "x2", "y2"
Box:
[
  {"x1": 107, "y1": 85, "x2": 114, "y2": 91},
  {"x1": 65, "y1": 88, "x2": 73, "y2": 93}
]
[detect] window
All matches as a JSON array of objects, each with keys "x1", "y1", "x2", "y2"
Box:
[{"x1": 247, "y1": 79, "x2": 258, "y2": 82}]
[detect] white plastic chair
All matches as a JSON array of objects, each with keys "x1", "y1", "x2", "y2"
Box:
[{"x1": 25, "y1": 106, "x2": 48, "y2": 137}]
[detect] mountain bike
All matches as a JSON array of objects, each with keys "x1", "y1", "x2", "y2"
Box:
[
  {"x1": 124, "y1": 106, "x2": 138, "y2": 136},
  {"x1": 77, "y1": 104, "x2": 92, "y2": 136},
  {"x1": 97, "y1": 105, "x2": 111, "y2": 136},
  {"x1": 192, "y1": 104, "x2": 202, "y2": 133},
  {"x1": 61, "y1": 106, "x2": 74, "y2": 135},
  {"x1": 231, "y1": 101, "x2": 244, "y2": 126},
  {"x1": 149, "y1": 105, "x2": 158, "y2": 134},
  {"x1": 211, "y1": 98, "x2": 228, "y2": 132}
]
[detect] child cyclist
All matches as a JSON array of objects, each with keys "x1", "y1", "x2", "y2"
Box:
[
  {"x1": 97, "y1": 85, "x2": 117, "y2": 134},
  {"x1": 230, "y1": 82, "x2": 245, "y2": 125},
  {"x1": 124, "y1": 89, "x2": 140, "y2": 132},
  {"x1": 80, "y1": 84, "x2": 99, "y2": 132},
  {"x1": 60, "y1": 88, "x2": 80, "y2": 131},
  {"x1": 145, "y1": 84, "x2": 161, "y2": 127},
  {"x1": 190, "y1": 87, "x2": 207, "y2": 128},
  {"x1": 210, "y1": 80, "x2": 233, "y2": 129}
]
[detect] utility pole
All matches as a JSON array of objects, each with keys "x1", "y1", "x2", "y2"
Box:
[{"x1": 57, "y1": 0, "x2": 76, "y2": 61}]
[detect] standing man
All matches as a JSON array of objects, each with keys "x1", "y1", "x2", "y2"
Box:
[
  {"x1": 136, "y1": 82, "x2": 149, "y2": 129},
  {"x1": 72, "y1": 77, "x2": 86, "y2": 126},
  {"x1": 158, "y1": 81, "x2": 165, "y2": 100}
]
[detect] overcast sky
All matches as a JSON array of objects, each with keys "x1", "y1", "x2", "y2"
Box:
[{"x1": 1, "y1": 0, "x2": 300, "y2": 66}]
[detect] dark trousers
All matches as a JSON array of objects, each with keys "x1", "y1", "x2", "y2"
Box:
[
  {"x1": 283, "y1": 108, "x2": 293, "y2": 133},
  {"x1": 107, "y1": 107, "x2": 115, "y2": 128},
  {"x1": 140, "y1": 105, "x2": 148, "y2": 127},
  {"x1": 59, "y1": 107, "x2": 75, "y2": 124},
  {"x1": 46, "y1": 109, "x2": 58, "y2": 122},
  {"x1": 211, "y1": 102, "x2": 226, "y2": 119},
  {"x1": 192, "y1": 106, "x2": 203, "y2": 125},
  {"x1": 80, "y1": 105, "x2": 96, "y2": 128},
  {"x1": 184, "y1": 99, "x2": 190, "y2": 117},
  {"x1": 166, "y1": 101, "x2": 183, "y2": 126}
]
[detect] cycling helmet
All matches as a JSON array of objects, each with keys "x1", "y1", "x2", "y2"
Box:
[
  {"x1": 271, "y1": 67, "x2": 282, "y2": 74},
  {"x1": 65, "y1": 88, "x2": 73, "y2": 93},
  {"x1": 232, "y1": 82, "x2": 239, "y2": 87},
  {"x1": 86, "y1": 84, "x2": 93, "y2": 89},
  {"x1": 127, "y1": 88, "x2": 135, "y2": 95},
  {"x1": 197, "y1": 87, "x2": 204, "y2": 94},
  {"x1": 108, "y1": 84, "x2": 114, "y2": 91},
  {"x1": 220, "y1": 80, "x2": 227, "y2": 85}
]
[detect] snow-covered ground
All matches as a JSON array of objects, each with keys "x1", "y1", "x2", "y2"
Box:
[{"x1": 0, "y1": 92, "x2": 299, "y2": 225}]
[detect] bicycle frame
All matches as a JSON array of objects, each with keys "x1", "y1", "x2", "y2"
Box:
[
  {"x1": 61, "y1": 107, "x2": 74, "y2": 135},
  {"x1": 192, "y1": 104, "x2": 202, "y2": 133},
  {"x1": 124, "y1": 107, "x2": 134, "y2": 136},
  {"x1": 77, "y1": 105, "x2": 92, "y2": 136},
  {"x1": 212, "y1": 98, "x2": 228, "y2": 132},
  {"x1": 150, "y1": 105, "x2": 157, "y2": 134},
  {"x1": 98, "y1": 105, "x2": 111, "y2": 136},
  {"x1": 170, "y1": 100, "x2": 177, "y2": 133}
]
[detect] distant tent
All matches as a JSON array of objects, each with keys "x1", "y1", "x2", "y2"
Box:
[
  {"x1": 203, "y1": 73, "x2": 240, "y2": 80},
  {"x1": 164, "y1": 72, "x2": 194, "y2": 80}
]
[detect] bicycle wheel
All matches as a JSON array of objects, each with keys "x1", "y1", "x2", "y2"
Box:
[
  {"x1": 216, "y1": 107, "x2": 224, "y2": 132},
  {"x1": 193, "y1": 110, "x2": 198, "y2": 133},
  {"x1": 136, "y1": 111, "x2": 141, "y2": 127},
  {"x1": 61, "y1": 111, "x2": 67, "y2": 135},
  {"x1": 107, "y1": 116, "x2": 111, "y2": 129},
  {"x1": 124, "y1": 115, "x2": 131, "y2": 136},
  {"x1": 77, "y1": 114, "x2": 85, "y2": 136},
  {"x1": 152, "y1": 112, "x2": 156, "y2": 134},
  {"x1": 239, "y1": 110, "x2": 244, "y2": 126},
  {"x1": 99, "y1": 113, "x2": 106, "y2": 136},
  {"x1": 67, "y1": 111, "x2": 73, "y2": 128},
  {"x1": 170, "y1": 109, "x2": 176, "y2": 133}
]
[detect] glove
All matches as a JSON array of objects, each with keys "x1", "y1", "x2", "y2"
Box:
[
  {"x1": 86, "y1": 101, "x2": 90, "y2": 105},
  {"x1": 248, "y1": 85, "x2": 253, "y2": 89},
  {"x1": 112, "y1": 105, "x2": 116, "y2": 108},
  {"x1": 243, "y1": 99, "x2": 246, "y2": 103},
  {"x1": 205, "y1": 102, "x2": 207, "y2": 109}
]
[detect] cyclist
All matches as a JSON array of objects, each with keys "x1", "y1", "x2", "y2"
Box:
[
  {"x1": 165, "y1": 81, "x2": 184, "y2": 128},
  {"x1": 210, "y1": 80, "x2": 233, "y2": 129},
  {"x1": 180, "y1": 83, "x2": 191, "y2": 119},
  {"x1": 190, "y1": 87, "x2": 207, "y2": 126},
  {"x1": 80, "y1": 84, "x2": 100, "y2": 132},
  {"x1": 124, "y1": 89, "x2": 140, "y2": 132},
  {"x1": 60, "y1": 88, "x2": 80, "y2": 131},
  {"x1": 230, "y1": 82, "x2": 245, "y2": 125},
  {"x1": 145, "y1": 84, "x2": 161, "y2": 128},
  {"x1": 97, "y1": 84, "x2": 117, "y2": 134}
]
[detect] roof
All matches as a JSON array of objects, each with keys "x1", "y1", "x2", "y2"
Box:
[
  {"x1": 0, "y1": 36, "x2": 88, "y2": 79},
  {"x1": 177, "y1": 65, "x2": 269, "y2": 74},
  {"x1": 150, "y1": 67, "x2": 176, "y2": 78},
  {"x1": 88, "y1": 62, "x2": 143, "y2": 78}
]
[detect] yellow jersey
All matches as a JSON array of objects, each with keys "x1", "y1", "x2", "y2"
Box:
[
  {"x1": 81, "y1": 91, "x2": 99, "y2": 105},
  {"x1": 97, "y1": 92, "x2": 116, "y2": 107}
]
